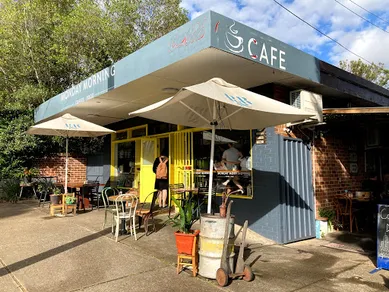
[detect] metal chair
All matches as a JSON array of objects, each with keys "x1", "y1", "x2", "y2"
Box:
[
  {"x1": 88, "y1": 179, "x2": 101, "y2": 210},
  {"x1": 37, "y1": 176, "x2": 57, "y2": 207},
  {"x1": 101, "y1": 187, "x2": 120, "y2": 230},
  {"x1": 136, "y1": 191, "x2": 159, "y2": 236},
  {"x1": 113, "y1": 193, "x2": 139, "y2": 242}
]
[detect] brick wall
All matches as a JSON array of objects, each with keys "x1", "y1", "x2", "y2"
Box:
[
  {"x1": 313, "y1": 129, "x2": 364, "y2": 211},
  {"x1": 276, "y1": 124, "x2": 365, "y2": 213},
  {"x1": 36, "y1": 154, "x2": 87, "y2": 183}
]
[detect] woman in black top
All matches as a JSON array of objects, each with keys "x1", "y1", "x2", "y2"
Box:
[{"x1": 153, "y1": 150, "x2": 169, "y2": 208}]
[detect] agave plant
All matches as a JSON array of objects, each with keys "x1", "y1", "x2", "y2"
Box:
[{"x1": 171, "y1": 196, "x2": 196, "y2": 234}]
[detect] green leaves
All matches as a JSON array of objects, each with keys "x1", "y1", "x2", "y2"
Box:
[
  {"x1": 339, "y1": 59, "x2": 389, "y2": 89},
  {"x1": 171, "y1": 195, "x2": 195, "y2": 234},
  {"x1": 0, "y1": 0, "x2": 188, "y2": 179}
]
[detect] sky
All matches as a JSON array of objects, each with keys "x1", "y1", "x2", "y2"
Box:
[{"x1": 180, "y1": 0, "x2": 389, "y2": 69}]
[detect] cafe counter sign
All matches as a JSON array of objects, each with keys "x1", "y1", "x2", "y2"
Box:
[{"x1": 217, "y1": 21, "x2": 286, "y2": 71}]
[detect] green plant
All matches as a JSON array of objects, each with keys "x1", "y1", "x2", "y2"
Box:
[
  {"x1": 171, "y1": 196, "x2": 196, "y2": 234},
  {"x1": 0, "y1": 179, "x2": 20, "y2": 203},
  {"x1": 16, "y1": 167, "x2": 39, "y2": 181},
  {"x1": 53, "y1": 187, "x2": 62, "y2": 195},
  {"x1": 65, "y1": 195, "x2": 76, "y2": 205},
  {"x1": 318, "y1": 207, "x2": 336, "y2": 228},
  {"x1": 36, "y1": 180, "x2": 55, "y2": 194}
]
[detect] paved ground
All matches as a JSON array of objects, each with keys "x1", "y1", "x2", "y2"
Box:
[{"x1": 0, "y1": 200, "x2": 388, "y2": 292}]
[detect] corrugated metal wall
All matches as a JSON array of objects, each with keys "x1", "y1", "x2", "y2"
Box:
[{"x1": 279, "y1": 136, "x2": 315, "y2": 243}]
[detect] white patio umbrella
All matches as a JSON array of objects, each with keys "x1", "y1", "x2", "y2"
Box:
[
  {"x1": 27, "y1": 113, "x2": 114, "y2": 192},
  {"x1": 129, "y1": 78, "x2": 313, "y2": 213},
  {"x1": 202, "y1": 131, "x2": 237, "y2": 144}
]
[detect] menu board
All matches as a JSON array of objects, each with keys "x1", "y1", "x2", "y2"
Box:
[{"x1": 377, "y1": 204, "x2": 389, "y2": 270}]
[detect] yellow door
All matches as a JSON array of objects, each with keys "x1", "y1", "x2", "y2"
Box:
[
  {"x1": 171, "y1": 132, "x2": 193, "y2": 187},
  {"x1": 140, "y1": 138, "x2": 157, "y2": 202}
]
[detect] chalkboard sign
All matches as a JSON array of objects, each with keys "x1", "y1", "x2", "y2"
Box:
[{"x1": 377, "y1": 204, "x2": 389, "y2": 269}]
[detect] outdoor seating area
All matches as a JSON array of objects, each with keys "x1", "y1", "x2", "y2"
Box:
[{"x1": 334, "y1": 191, "x2": 377, "y2": 234}]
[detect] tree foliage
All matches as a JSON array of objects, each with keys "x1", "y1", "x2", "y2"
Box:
[
  {"x1": 0, "y1": 0, "x2": 188, "y2": 178},
  {"x1": 339, "y1": 59, "x2": 389, "y2": 89}
]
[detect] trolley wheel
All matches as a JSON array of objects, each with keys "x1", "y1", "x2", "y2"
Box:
[
  {"x1": 216, "y1": 268, "x2": 229, "y2": 287},
  {"x1": 243, "y1": 265, "x2": 254, "y2": 282}
]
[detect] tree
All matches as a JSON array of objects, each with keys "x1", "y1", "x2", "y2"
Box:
[
  {"x1": 0, "y1": 0, "x2": 188, "y2": 178},
  {"x1": 339, "y1": 59, "x2": 389, "y2": 89}
]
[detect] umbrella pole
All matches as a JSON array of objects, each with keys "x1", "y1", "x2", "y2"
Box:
[
  {"x1": 207, "y1": 103, "x2": 217, "y2": 214},
  {"x1": 65, "y1": 137, "x2": 68, "y2": 194}
]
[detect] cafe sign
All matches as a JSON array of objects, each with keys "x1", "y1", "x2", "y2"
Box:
[
  {"x1": 214, "y1": 18, "x2": 288, "y2": 71},
  {"x1": 60, "y1": 65, "x2": 116, "y2": 102}
]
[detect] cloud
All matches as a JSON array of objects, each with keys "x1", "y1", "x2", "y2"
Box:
[{"x1": 180, "y1": 0, "x2": 389, "y2": 68}]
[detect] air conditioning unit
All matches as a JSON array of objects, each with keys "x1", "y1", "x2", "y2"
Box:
[{"x1": 288, "y1": 90, "x2": 323, "y2": 126}]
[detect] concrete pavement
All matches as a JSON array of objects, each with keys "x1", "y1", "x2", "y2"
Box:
[{"x1": 0, "y1": 201, "x2": 388, "y2": 291}]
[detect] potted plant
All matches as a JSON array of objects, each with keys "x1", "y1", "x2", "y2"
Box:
[
  {"x1": 171, "y1": 196, "x2": 200, "y2": 255},
  {"x1": 65, "y1": 195, "x2": 76, "y2": 205},
  {"x1": 49, "y1": 186, "x2": 62, "y2": 205}
]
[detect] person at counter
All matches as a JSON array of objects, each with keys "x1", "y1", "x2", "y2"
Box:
[
  {"x1": 219, "y1": 143, "x2": 244, "y2": 194},
  {"x1": 222, "y1": 143, "x2": 241, "y2": 170},
  {"x1": 153, "y1": 150, "x2": 169, "y2": 209}
]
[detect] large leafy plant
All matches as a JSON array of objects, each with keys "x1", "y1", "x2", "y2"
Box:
[{"x1": 171, "y1": 196, "x2": 196, "y2": 234}]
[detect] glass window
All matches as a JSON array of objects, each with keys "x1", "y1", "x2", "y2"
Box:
[
  {"x1": 142, "y1": 140, "x2": 155, "y2": 165},
  {"x1": 116, "y1": 131, "x2": 128, "y2": 141},
  {"x1": 131, "y1": 127, "x2": 147, "y2": 138},
  {"x1": 193, "y1": 129, "x2": 253, "y2": 198},
  {"x1": 115, "y1": 141, "x2": 136, "y2": 187}
]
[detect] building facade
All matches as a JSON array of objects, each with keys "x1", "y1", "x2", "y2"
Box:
[{"x1": 33, "y1": 11, "x2": 389, "y2": 243}]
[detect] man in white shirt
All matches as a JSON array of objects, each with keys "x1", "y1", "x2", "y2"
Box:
[
  {"x1": 222, "y1": 143, "x2": 240, "y2": 170},
  {"x1": 221, "y1": 143, "x2": 244, "y2": 194}
]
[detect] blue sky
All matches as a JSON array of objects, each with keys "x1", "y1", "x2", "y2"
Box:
[{"x1": 180, "y1": 0, "x2": 389, "y2": 68}]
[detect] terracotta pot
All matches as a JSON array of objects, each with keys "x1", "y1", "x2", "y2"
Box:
[
  {"x1": 219, "y1": 205, "x2": 226, "y2": 218},
  {"x1": 50, "y1": 194, "x2": 61, "y2": 205},
  {"x1": 175, "y1": 229, "x2": 200, "y2": 255}
]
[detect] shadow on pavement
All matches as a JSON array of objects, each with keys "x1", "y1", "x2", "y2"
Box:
[
  {"x1": 0, "y1": 229, "x2": 110, "y2": 277},
  {"x1": 0, "y1": 201, "x2": 38, "y2": 219}
]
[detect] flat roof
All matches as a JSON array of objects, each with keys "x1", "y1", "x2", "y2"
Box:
[{"x1": 34, "y1": 11, "x2": 389, "y2": 125}]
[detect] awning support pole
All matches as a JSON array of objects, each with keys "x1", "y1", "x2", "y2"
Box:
[
  {"x1": 65, "y1": 136, "x2": 68, "y2": 194},
  {"x1": 207, "y1": 101, "x2": 217, "y2": 214}
]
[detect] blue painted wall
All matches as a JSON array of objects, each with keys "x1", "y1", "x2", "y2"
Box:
[{"x1": 232, "y1": 127, "x2": 283, "y2": 242}]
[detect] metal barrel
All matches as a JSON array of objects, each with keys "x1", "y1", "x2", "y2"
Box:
[{"x1": 198, "y1": 214, "x2": 235, "y2": 279}]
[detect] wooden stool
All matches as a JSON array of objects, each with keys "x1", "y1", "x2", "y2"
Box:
[
  {"x1": 62, "y1": 193, "x2": 77, "y2": 216},
  {"x1": 177, "y1": 234, "x2": 199, "y2": 277},
  {"x1": 50, "y1": 204, "x2": 63, "y2": 216}
]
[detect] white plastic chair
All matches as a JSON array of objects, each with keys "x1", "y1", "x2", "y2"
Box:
[{"x1": 113, "y1": 193, "x2": 138, "y2": 242}]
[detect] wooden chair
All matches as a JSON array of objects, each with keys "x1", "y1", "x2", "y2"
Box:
[
  {"x1": 50, "y1": 200, "x2": 63, "y2": 216},
  {"x1": 62, "y1": 193, "x2": 77, "y2": 216},
  {"x1": 177, "y1": 231, "x2": 199, "y2": 277},
  {"x1": 335, "y1": 195, "x2": 358, "y2": 232},
  {"x1": 136, "y1": 191, "x2": 159, "y2": 236}
]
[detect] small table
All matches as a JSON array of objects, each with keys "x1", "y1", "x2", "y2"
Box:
[
  {"x1": 169, "y1": 188, "x2": 201, "y2": 218},
  {"x1": 19, "y1": 182, "x2": 37, "y2": 198},
  {"x1": 61, "y1": 182, "x2": 97, "y2": 210},
  {"x1": 108, "y1": 191, "x2": 138, "y2": 235}
]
